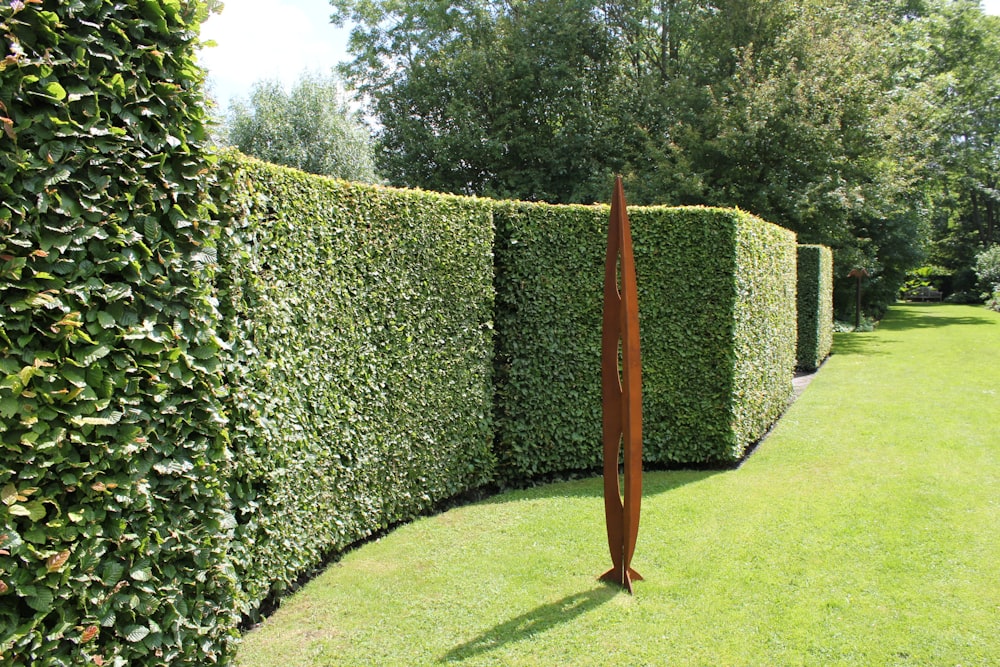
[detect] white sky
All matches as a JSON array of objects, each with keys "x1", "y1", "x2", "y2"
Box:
[
  {"x1": 198, "y1": 0, "x2": 1000, "y2": 111},
  {"x1": 197, "y1": 0, "x2": 352, "y2": 110}
]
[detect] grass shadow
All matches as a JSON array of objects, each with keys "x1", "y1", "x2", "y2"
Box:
[
  {"x1": 830, "y1": 331, "x2": 892, "y2": 357},
  {"x1": 879, "y1": 303, "x2": 998, "y2": 331},
  {"x1": 475, "y1": 468, "x2": 723, "y2": 505},
  {"x1": 832, "y1": 305, "x2": 997, "y2": 357},
  {"x1": 440, "y1": 585, "x2": 617, "y2": 663}
]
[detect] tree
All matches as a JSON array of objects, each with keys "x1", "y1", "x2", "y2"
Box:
[
  {"x1": 334, "y1": 0, "x2": 627, "y2": 202},
  {"x1": 224, "y1": 72, "x2": 378, "y2": 182},
  {"x1": 332, "y1": 0, "x2": 1000, "y2": 317},
  {"x1": 913, "y1": 2, "x2": 1000, "y2": 280},
  {"x1": 665, "y1": 1, "x2": 930, "y2": 318}
]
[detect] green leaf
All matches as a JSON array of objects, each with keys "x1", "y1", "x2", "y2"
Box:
[
  {"x1": 96, "y1": 311, "x2": 117, "y2": 328},
  {"x1": 16, "y1": 501, "x2": 47, "y2": 522},
  {"x1": 143, "y1": 218, "x2": 162, "y2": 241},
  {"x1": 1, "y1": 373, "x2": 24, "y2": 396},
  {"x1": 17, "y1": 365, "x2": 37, "y2": 387},
  {"x1": 77, "y1": 344, "x2": 111, "y2": 366},
  {"x1": 102, "y1": 561, "x2": 125, "y2": 585},
  {"x1": 44, "y1": 81, "x2": 67, "y2": 100},
  {"x1": 61, "y1": 365, "x2": 87, "y2": 388},
  {"x1": 1, "y1": 484, "x2": 17, "y2": 506},
  {"x1": 26, "y1": 587, "x2": 55, "y2": 612},
  {"x1": 7, "y1": 504, "x2": 31, "y2": 517},
  {"x1": 123, "y1": 624, "x2": 150, "y2": 643},
  {"x1": 70, "y1": 412, "x2": 123, "y2": 427},
  {"x1": 109, "y1": 72, "x2": 126, "y2": 98}
]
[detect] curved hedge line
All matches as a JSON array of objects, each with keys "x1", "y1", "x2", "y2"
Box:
[
  {"x1": 1, "y1": 2, "x2": 237, "y2": 665},
  {"x1": 493, "y1": 202, "x2": 797, "y2": 479},
  {"x1": 213, "y1": 154, "x2": 497, "y2": 617},
  {"x1": 2, "y1": 4, "x2": 815, "y2": 659},
  {"x1": 796, "y1": 244, "x2": 834, "y2": 371}
]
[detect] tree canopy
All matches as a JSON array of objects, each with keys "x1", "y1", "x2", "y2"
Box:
[
  {"x1": 223, "y1": 71, "x2": 377, "y2": 182},
  {"x1": 332, "y1": 0, "x2": 1000, "y2": 318},
  {"x1": 915, "y1": 2, "x2": 1000, "y2": 288}
]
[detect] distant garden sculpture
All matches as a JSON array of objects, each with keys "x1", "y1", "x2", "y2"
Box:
[{"x1": 600, "y1": 177, "x2": 643, "y2": 593}]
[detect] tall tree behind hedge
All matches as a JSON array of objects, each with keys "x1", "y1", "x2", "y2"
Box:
[
  {"x1": 334, "y1": 0, "x2": 628, "y2": 202},
  {"x1": 333, "y1": 0, "x2": 940, "y2": 316},
  {"x1": 224, "y1": 72, "x2": 378, "y2": 182},
  {"x1": 914, "y1": 2, "x2": 1000, "y2": 278},
  {"x1": 1, "y1": 1, "x2": 237, "y2": 664}
]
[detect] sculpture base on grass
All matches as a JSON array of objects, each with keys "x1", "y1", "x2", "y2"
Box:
[{"x1": 599, "y1": 565, "x2": 644, "y2": 595}]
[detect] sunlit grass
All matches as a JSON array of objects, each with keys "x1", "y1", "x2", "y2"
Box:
[{"x1": 236, "y1": 304, "x2": 1000, "y2": 666}]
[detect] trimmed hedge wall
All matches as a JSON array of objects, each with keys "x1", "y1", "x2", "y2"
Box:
[
  {"x1": 493, "y1": 203, "x2": 797, "y2": 479},
  {"x1": 730, "y1": 214, "x2": 799, "y2": 449},
  {"x1": 1, "y1": 2, "x2": 237, "y2": 665},
  {"x1": 2, "y1": 0, "x2": 808, "y2": 662},
  {"x1": 213, "y1": 153, "x2": 497, "y2": 617},
  {"x1": 796, "y1": 244, "x2": 834, "y2": 371}
]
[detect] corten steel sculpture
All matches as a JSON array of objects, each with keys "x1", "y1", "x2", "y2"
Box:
[{"x1": 600, "y1": 176, "x2": 643, "y2": 594}]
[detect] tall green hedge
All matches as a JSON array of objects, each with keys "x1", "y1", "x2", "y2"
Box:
[
  {"x1": 730, "y1": 213, "x2": 799, "y2": 449},
  {"x1": 0, "y1": 0, "x2": 811, "y2": 662},
  {"x1": 213, "y1": 153, "x2": 497, "y2": 617},
  {"x1": 493, "y1": 202, "x2": 797, "y2": 479},
  {"x1": 1, "y1": 2, "x2": 237, "y2": 665},
  {"x1": 796, "y1": 244, "x2": 834, "y2": 371}
]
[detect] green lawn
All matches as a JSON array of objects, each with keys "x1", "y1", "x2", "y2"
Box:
[{"x1": 235, "y1": 304, "x2": 1000, "y2": 666}]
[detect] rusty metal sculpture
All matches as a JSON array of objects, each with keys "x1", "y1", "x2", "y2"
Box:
[{"x1": 600, "y1": 176, "x2": 643, "y2": 594}]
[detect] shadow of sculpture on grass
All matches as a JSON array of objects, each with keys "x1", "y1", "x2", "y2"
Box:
[{"x1": 440, "y1": 586, "x2": 617, "y2": 663}]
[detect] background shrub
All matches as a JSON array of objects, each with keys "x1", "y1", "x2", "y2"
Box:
[
  {"x1": 1, "y1": 2, "x2": 237, "y2": 664},
  {"x1": 973, "y1": 245, "x2": 1000, "y2": 286},
  {"x1": 493, "y1": 202, "x2": 797, "y2": 480},
  {"x1": 213, "y1": 153, "x2": 496, "y2": 618},
  {"x1": 796, "y1": 245, "x2": 834, "y2": 371},
  {"x1": 222, "y1": 72, "x2": 378, "y2": 183},
  {"x1": 973, "y1": 245, "x2": 1000, "y2": 312}
]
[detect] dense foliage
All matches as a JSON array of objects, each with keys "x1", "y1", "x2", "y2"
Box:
[
  {"x1": 493, "y1": 202, "x2": 797, "y2": 479},
  {"x1": 796, "y1": 245, "x2": 834, "y2": 371},
  {"x1": 730, "y1": 210, "x2": 798, "y2": 448},
  {"x1": 974, "y1": 245, "x2": 1000, "y2": 288},
  {"x1": 222, "y1": 72, "x2": 377, "y2": 183},
  {"x1": 1, "y1": 2, "x2": 838, "y2": 659},
  {"x1": 213, "y1": 153, "x2": 496, "y2": 617},
  {"x1": 0, "y1": 1, "x2": 237, "y2": 664},
  {"x1": 333, "y1": 0, "x2": 1000, "y2": 321},
  {"x1": 917, "y1": 3, "x2": 1000, "y2": 281},
  {"x1": 975, "y1": 245, "x2": 1000, "y2": 311}
]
